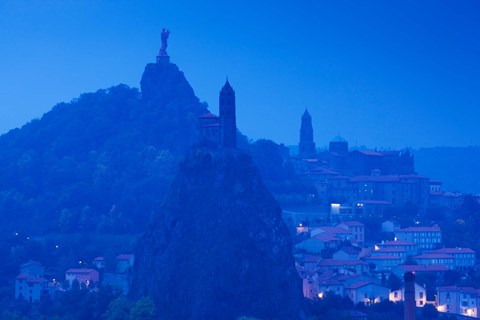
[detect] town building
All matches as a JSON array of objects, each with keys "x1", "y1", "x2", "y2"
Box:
[
  {"x1": 296, "y1": 237, "x2": 334, "y2": 254},
  {"x1": 14, "y1": 260, "x2": 49, "y2": 302},
  {"x1": 437, "y1": 286, "x2": 480, "y2": 318},
  {"x1": 413, "y1": 253, "x2": 454, "y2": 269},
  {"x1": 371, "y1": 247, "x2": 407, "y2": 259},
  {"x1": 391, "y1": 264, "x2": 449, "y2": 279},
  {"x1": 377, "y1": 240, "x2": 418, "y2": 257},
  {"x1": 364, "y1": 255, "x2": 403, "y2": 272},
  {"x1": 65, "y1": 269, "x2": 99, "y2": 288},
  {"x1": 333, "y1": 247, "x2": 361, "y2": 260},
  {"x1": 295, "y1": 254, "x2": 322, "y2": 271},
  {"x1": 15, "y1": 274, "x2": 49, "y2": 302},
  {"x1": 389, "y1": 283, "x2": 427, "y2": 307},
  {"x1": 92, "y1": 257, "x2": 105, "y2": 269},
  {"x1": 316, "y1": 259, "x2": 369, "y2": 275},
  {"x1": 294, "y1": 111, "x2": 432, "y2": 213},
  {"x1": 429, "y1": 247, "x2": 476, "y2": 270},
  {"x1": 395, "y1": 226, "x2": 442, "y2": 251},
  {"x1": 311, "y1": 226, "x2": 354, "y2": 242},
  {"x1": 345, "y1": 281, "x2": 390, "y2": 305},
  {"x1": 381, "y1": 220, "x2": 401, "y2": 233},
  {"x1": 116, "y1": 254, "x2": 134, "y2": 273},
  {"x1": 337, "y1": 221, "x2": 365, "y2": 245}
]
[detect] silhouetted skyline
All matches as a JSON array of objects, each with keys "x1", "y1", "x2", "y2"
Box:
[{"x1": 1, "y1": 1, "x2": 479, "y2": 149}]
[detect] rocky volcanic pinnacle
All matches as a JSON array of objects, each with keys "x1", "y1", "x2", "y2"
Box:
[{"x1": 131, "y1": 150, "x2": 303, "y2": 320}]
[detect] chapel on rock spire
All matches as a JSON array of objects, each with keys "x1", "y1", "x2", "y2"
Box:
[{"x1": 198, "y1": 80, "x2": 237, "y2": 149}]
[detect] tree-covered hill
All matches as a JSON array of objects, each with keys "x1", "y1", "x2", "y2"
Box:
[{"x1": 0, "y1": 62, "x2": 208, "y2": 235}]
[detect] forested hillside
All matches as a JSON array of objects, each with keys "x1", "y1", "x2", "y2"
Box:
[
  {"x1": 0, "y1": 62, "x2": 207, "y2": 235},
  {"x1": 0, "y1": 61, "x2": 296, "y2": 237}
]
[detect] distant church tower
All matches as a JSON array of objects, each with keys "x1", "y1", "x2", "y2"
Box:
[
  {"x1": 219, "y1": 80, "x2": 237, "y2": 149},
  {"x1": 299, "y1": 109, "x2": 316, "y2": 157}
]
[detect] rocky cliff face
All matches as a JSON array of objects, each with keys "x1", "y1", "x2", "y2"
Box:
[
  {"x1": 131, "y1": 151, "x2": 303, "y2": 319},
  {"x1": 139, "y1": 62, "x2": 208, "y2": 154}
]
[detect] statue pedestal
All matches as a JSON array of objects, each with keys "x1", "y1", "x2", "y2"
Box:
[{"x1": 156, "y1": 54, "x2": 170, "y2": 64}]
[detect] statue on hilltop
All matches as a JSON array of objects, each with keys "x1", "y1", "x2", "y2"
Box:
[
  {"x1": 157, "y1": 28, "x2": 171, "y2": 63},
  {"x1": 160, "y1": 28, "x2": 170, "y2": 55}
]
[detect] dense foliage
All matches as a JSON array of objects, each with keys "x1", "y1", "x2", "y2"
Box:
[
  {"x1": 0, "y1": 86, "x2": 174, "y2": 235},
  {"x1": 0, "y1": 62, "x2": 209, "y2": 236},
  {"x1": 3, "y1": 286, "x2": 156, "y2": 320}
]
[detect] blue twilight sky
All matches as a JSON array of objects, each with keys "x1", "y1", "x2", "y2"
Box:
[{"x1": 0, "y1": 1, "x2": 479, "y2": 149}]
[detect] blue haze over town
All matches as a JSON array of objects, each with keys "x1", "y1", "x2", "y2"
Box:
[{"x1": 1, "y1": 1, "x2": 480, "y2": 319}]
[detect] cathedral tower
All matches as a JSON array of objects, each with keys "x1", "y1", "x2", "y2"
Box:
[
  {"x1": 219, "y1": 80, "x2": 237, "y2": 149},
  {"x1": 299, "y1": 109, "x2": 316, "y2": 157}
]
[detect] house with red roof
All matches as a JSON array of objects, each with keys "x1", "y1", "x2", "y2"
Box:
[
  {"x1": 311, "y1": 226, "x2": 354, "y2": 242},
  {"x1": 296, "y1": 237, "x2": 336, "y2": 254},
  {"x1": 300, "y1": 270, "x2": 372, "y2": 302},
  {"x1": 65, "y1": 269, "x2": 99, "y2": 288}
]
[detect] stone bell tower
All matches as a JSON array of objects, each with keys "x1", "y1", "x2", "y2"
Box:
[{"x1": 219, "y1": 80, "x2": 236, "y2": 149}]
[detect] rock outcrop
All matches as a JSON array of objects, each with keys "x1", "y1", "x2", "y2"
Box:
[
  {"x1": 131, "y1": 150, "x2": 303, "y2": 319},
  {"x1": 139, "y1": 62, "x2": 208, "y2": 154}
]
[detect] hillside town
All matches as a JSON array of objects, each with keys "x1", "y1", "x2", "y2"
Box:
[
  {"x1": 286, "y1": 110, "x2": 480, "y2": 318},
  {"x1": 12, "y1": 107, "x2": 480, "y2": 319}
]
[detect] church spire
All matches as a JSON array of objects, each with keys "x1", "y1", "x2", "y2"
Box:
[
  {"x1": 219, "y1": 80, "x2": 236, "y2": 149},
  {"x1": 299, "y1": 108, "x2": 316, "y2": 157}
]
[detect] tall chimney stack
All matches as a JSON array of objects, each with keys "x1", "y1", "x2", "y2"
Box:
[{"x1": 404, "y1": 271, "x2": 416, "y2": 320}]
